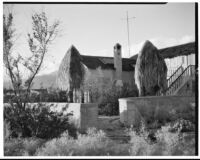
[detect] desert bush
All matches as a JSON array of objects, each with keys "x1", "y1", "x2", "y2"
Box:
[
  {"x1": 4, "y1": 103, "x2": 77, "y2": 139},
  {"x1": 129, "y1": 121, "x2": 196, "y2": 156},
  {"x1": 98, "y1": 83, "x2": 138, "y2": 116},
  {"x1": 129, "y1": 130, "x2": 153, "y2": 156},
  {"x1": 4, "y1": 121, "x2": 11, "y2": 141},
  {"x1": 4, "y1": 137, "x2": 46, "y2": 156},
  {"x1": 3, "y1": 88, "x2": 69, "y2": 103},
  {"x1": 38, "y1": 90, "x2": 68, "y2": 102},
  {"x1": 4, "y1": 138, "x2": 24, "y2": 156},
  {"x1": 28, "y1": 90, "x2": 69, "y2": 102},
  {"x1": 35, "y1": 128, "x2": 130, "y2": 156},
  {"x1": 22, "y1": 138, "x2": 46, "y2": 156},
  {"x1": 4, "y1": 123, "x2": 195, "y2": 156},
  {"x1": 168, "y1": 118, "x2": 195, "y2": 133}
]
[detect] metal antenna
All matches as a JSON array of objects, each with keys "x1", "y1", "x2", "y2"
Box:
[{"x1": 122, "y1": 11, "x2": 135, "y2": 57}]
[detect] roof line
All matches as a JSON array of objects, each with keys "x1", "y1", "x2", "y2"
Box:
[
  {"x1": 158, "y1": 41, "x2": 195, "y2": 51},
  {"x1": 81, "y1": 54, "x2": 135, "y2": 60}
]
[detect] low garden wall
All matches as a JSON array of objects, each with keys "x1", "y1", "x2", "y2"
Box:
[
  {"x1": 119, "y1": 96, "x2": 195, "y2": 127},
  {"x1": 4, "y1": 103, "x2": 98, "y2": 132},
  {"x1": 49, "y1": 103, "x2": 98, "y2": 132}
]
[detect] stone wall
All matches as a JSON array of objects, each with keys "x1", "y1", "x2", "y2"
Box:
[
  {"x1": 119, "y1": 96, "x2": 195, "y2": 127},
  {"x1": 47, "y1": 103, "x2": 98, "y2": 132},
  {"x1": 175, "y1": 77, "x2": 195, "y2": 96}
]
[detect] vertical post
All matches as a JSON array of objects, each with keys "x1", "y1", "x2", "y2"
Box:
[
  {"x1": 73, "y1": 89, "x2": 75, "y2": 103},
  {"x1": 121, "y1": 12, "x2": 135, "y2": 57},
  {"x1": 87, "y1": 91, "x2": 91, "y2": 103},
  {"x1": 68, "y1": 90, "x2": 73, "y2": 103},
  {"x1": 126, "y1": 11, "x2": 131, "y2": 57},
  {"x1": 78, "y1": 90, "x2": 82, "y2": 103},
  {"x1": 84, "y1": 91, "x2": 87, "y2": 103}
]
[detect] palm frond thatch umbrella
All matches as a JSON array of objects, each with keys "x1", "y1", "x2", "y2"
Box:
[
  {"x1": 56, "y1": 45, "x2": 85, "y2": 102},
  {"x1": 134, "y1": 40, "x2": 167, "y2": 96}
]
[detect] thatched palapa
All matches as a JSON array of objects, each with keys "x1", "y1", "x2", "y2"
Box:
[
  {"x1": 56, "y1": 45, "x2": 85, "y2": 93},
  {"x1": 134, "y1": 40, "x2": 167, "y2": 96}
]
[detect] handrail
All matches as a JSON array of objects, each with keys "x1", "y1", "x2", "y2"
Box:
[
  {"x1": 167, "y1": 65, "x2": 183, "y2": 81},
  {"x1": 156, "y1": 65, "x2": 195, "y2": 96},
  {"x1": 165, "y1": 65, "x2": 195, "y2": 95},
  {"x1": 167, "y1": 65, "x2": 183, "y2": 87}
]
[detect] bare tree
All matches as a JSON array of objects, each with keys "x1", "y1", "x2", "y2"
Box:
[{"x1": 3, "y1": 12, "x2": 60, "y2": 108}]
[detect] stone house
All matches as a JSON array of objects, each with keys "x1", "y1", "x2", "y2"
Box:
[
  {"x1": 56, "y1": 41, "x2": 195, "y2": 101},
  {"x1": 56, "y1": 43, "x2": 136, "y2": 94}
]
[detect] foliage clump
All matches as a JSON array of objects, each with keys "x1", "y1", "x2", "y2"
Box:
[
  {"x1": 56, "y1": 45, "x2": 85, "y2": 102},
  {"x1": 35, "y1": 128, "x2": 129, "y2": 156},
  {"x1": 4, "y1": 103, "x2": 77, "y2": 139},
  {"x1": 135, "y1": 40, "x2": 167, "y2": 96},
  {"x1": 98, "y1": 83, "x2": 138, "y2": 115},
  {"x1": 129, "y1": 120, "x2": 195, "y2": 156}
]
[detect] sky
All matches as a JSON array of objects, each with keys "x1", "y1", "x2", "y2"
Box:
[{"x1": 3, "y1": 3, "x2": 195, "y2": 76}]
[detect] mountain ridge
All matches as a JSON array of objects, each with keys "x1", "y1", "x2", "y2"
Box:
[{"x1": 3, "y1": 71, "x2": 58, "y2": 90}]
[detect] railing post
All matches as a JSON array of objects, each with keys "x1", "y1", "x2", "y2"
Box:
[
  {"x1": 84, "y1": 91, "x2": 87, "y2": 103},
  {"x1": 88, "y1": 91, "x2": 91, "y2": 103}
]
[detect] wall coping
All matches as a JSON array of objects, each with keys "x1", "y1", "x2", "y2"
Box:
[
  {"x1": 4, "y1": 102, "x2": 97, "y2": 107},
  {"x1": 119, "y1": 95, "x2": 195, "y2": 102}
]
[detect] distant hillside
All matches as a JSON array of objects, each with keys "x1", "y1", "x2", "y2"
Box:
[{"x1": 3, "y1": 71, "x2": 58, "y2": 89}]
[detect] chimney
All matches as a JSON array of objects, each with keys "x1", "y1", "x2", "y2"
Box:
[{"x1": 114, "y1": 43, "x2": 123, "y2": 87}]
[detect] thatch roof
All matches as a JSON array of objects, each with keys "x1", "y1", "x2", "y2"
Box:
[
  {"x1": 131, "y1": 42, "x2": 195, "y2": 60},
  {"x1": 56, "y1": 45, "x2": 85, "y2": 91},
  {"x1": 81, "y1": 55, "x2": 136, "y2": 71}
]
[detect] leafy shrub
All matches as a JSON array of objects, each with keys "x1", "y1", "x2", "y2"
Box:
[
  {"x1": 4, "y1": 121, "x2": 11, "y2": 141},
  {"x1": 4, "y1": 124, "x2": 195, "y2": 156},
  {"x1": 4, "y1": 138, "x2": 25, "y2": 156},
  {"x1": 129, "y1": 130, "x2": 153, "y2": 156},
  {"x1": 168, "y1": 119, "x2": 195, "y2": 133},
  {"x1": 35, "y1": 128, "x2": 130, "y2": 156},
  {"x1": 3, "y1": 88, "x2": 69, "y2": 103},
  {"x1": 22, "y1": 138, "x2": 46, "y2": 156},
  {"x1": 98, "y1": 83, "x2": 138, "y2": 116},
  {"x1": 38, "y1": 90, "x2": 68, "y2": 102},
  {"x1": 129, "y1": 121, "x2": 196, "y2": 156},
  {"x1": 4, "y1": 103, "x2": 77, "y2": 139},
  {"x1": 4, "y1": 137, "x2": 46, "y2": 156}
]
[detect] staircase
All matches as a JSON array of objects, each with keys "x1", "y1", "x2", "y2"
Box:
[
  {"x1": 167, "y1": 65, "x2": 184, "y2": 87},
  {"x1": 157, "y1": 65, "x2": 195, "y2": 96}
]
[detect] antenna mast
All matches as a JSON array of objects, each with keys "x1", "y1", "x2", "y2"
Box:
[{"x1": 122, "y1": 11, "x2": 135, "y2": 57}]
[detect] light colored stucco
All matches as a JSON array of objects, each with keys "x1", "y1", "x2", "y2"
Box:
[{"x1": 83, "y1": 64, "x2": 135, "y2": 90}]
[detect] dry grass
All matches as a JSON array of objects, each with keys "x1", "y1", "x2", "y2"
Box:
[
  {"x1": 4, "y1": 124, "x2": 196, "y2": 156},
  {"x1": 4, "y1": 138, "x2": 46, "y2": 156},
  {"x1": 35, "y1": 128, "x2": 129, "y2": 156},
  {"x1": 129, "y1": 123, "x2": 196, "y2": 156}
]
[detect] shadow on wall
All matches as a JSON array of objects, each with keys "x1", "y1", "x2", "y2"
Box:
[{"x1": 47, "y1": 103, "x2": 98, "y2": 132}]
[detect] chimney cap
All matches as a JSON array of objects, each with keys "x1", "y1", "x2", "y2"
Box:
[{"x1": 114, "y1": 43, "x2": 121, "y2": 50}]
